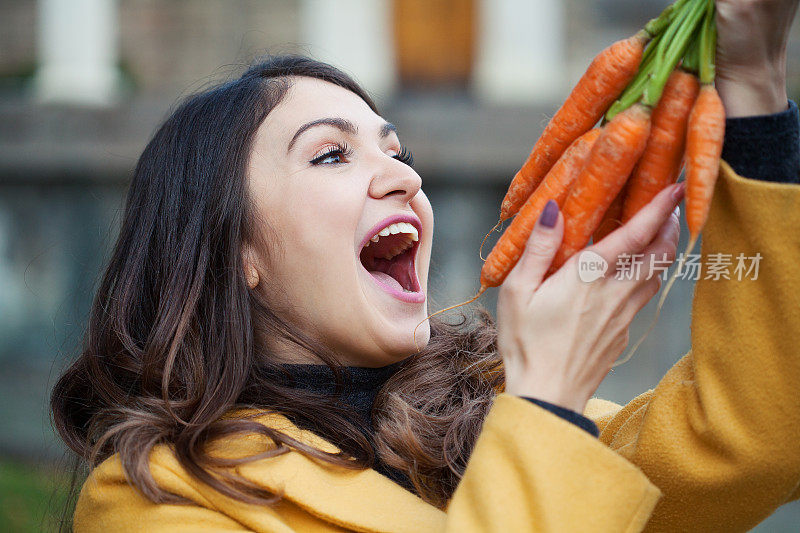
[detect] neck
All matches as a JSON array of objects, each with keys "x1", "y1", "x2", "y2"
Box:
[{"x1": 261, "y1": 330, "x2": 412, "y2": 368}]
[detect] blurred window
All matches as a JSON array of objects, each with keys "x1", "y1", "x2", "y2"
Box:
[{"x1": 393, "y1": 0, "x2": 475, "y2": 89}]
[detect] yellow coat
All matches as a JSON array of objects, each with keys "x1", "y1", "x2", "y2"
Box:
[{"x1": 75, "y1": 162, "x2": 800, "y2": 532}]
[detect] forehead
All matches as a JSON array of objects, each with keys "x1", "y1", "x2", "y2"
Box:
[{"x1": 261, "y1": 76, "x2": 383, "y2": 141}]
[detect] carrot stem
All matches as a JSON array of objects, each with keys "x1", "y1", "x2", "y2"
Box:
[
  {"x1": 606, "y1": 37, "x2": 661, "y2": 121},
  {"x1": 698, "y1": 0, "x2": 717, "y2": 84},
  {"x1": 643, "y1": 0, "x2": 706, "y2": 107},
  {"x1": 644, "y1": 0, "x2": 690, "y2": 37},
  {"x1": 644, "y1": 3, "x2": 673, "y2": 38},
  {"x1": 682, "y1": 32, "x2": 702, "y2": 74},
  {"x1": 606, "y1": 0, "x2": 698, "y2": 121}
]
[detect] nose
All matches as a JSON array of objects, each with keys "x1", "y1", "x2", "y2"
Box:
[{"x1": 367, "y1": 158, "x2": 422, "y2": 204}]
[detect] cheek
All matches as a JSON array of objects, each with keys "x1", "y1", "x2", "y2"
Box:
[
  {"x1": 265, "y1": 173, "x2": 363, "y2": 252},
  {"x1": 275, "y1": 185, "x2": 384, "y2": 358},
  {"x1": 294, "y1": 179, "x2": 364, "y2": 253},
  {"x1": 262, "y1": 178, "x2": 365, "y2": 310}
]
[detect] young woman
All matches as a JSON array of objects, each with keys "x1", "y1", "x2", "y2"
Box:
[{"x1": 53, "y1": 1, "x2": 800, "y2": 531}]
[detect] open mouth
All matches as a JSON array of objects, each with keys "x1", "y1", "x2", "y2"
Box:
[{"x1": 359, "y1": 220, "x2": 423, "y2": 302}]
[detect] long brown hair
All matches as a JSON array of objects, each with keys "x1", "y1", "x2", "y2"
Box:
[{"x1": 50, "y1": 55, "x2": 503, "y2": 519}]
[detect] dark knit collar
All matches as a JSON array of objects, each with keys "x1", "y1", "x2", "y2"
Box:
[
  {"x1": 280, "y1": 361, "x2": 405, "y2": 397},
  {"x1": 278, "y1": 361, "x2": 404, "y2": 430}
]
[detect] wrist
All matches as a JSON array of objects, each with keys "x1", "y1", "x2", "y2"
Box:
[
  {"x1": 715, "y1": 63, "x2": 788, "y2": 118},
  {"x1": 505, "y1": 373, "x2": 589, "y2": 414}
]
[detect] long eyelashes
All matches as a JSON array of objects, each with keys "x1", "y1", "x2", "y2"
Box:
[
  {"x1": 393, "y1": 146, "x2": 414, "y2": 167},
  {"x1": 310, "y1": 143, "x2": 353, "y2": 165},
  {"x1": 309, "y1": 143, "x2": 414, "y2": 168}
]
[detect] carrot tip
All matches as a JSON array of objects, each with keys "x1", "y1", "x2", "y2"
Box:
[{"x1": 479, "y1": 220, "x2": 503, "y2": 262}]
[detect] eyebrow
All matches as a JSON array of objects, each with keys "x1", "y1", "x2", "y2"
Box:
[
  {"x1": 287, "y1": 117, "x2": 399, "y2": 153},
  {"x1": 379, "y1": 122, "x2": 397, "y2": 138}
]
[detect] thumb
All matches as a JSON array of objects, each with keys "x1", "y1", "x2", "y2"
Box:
[{"x1": 505, "y1": 200, "x2": 564, "y2": 291}]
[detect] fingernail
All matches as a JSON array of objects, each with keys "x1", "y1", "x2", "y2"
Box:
[
  {"x1": 539, "y1": 200, "x2": 559, "y2": 228},
  {"x1": 671, "y1": 182, "x2": 686, "y2": 201}
]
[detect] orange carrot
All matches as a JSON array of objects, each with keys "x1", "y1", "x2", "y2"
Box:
[
  {"x1": 615, "y1": 86, "x2": 722, "y2": 371},
  {"x1": 611, "y1": 4, "x2": 720, "y2": 370},
  {"x1": 685, "y1": 84, "x2": 725, "y2": 243},
  {"x1": 480, "y1": 129, "x2": 600, "y2": 288},
  {"x1": 499, "y1": 32, "x2": 648, "y2": 221},
  {"x1": 551, "y1": 103, "x2": 652, "y2": 270},
  {"x1": 593, "y1": 185, "x2": 627, "y2": 243},
  {"x1": 622, "y1": 69, "x2": 700, "y2": 222}
]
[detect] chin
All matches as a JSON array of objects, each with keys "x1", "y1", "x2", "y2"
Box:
[{"x1": 379, "y1": 320, "x2": 431, "y2": 360}]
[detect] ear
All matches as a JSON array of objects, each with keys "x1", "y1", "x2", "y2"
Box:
[{"x1": 242, "y1": 244, "x2": 260, "y2": 289}]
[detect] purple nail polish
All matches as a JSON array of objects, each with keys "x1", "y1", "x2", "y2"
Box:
[
  {"x1": 672, "y1": 181, "x2": 686, "y2": 201},
  {"x1": 539, "y1": 200, "x2": 559, "y2": 228}
]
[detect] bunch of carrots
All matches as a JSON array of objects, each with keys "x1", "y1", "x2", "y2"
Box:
[
  {"x1": 417, "y1": 0, "x2": 726, "y2": 354},
  {"x1": 481, "y1": 0, "x2": 724, "y2": 293}
]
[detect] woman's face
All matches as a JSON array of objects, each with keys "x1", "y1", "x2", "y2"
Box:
[{"x1": 246, "y1": 77, "x2": 433, "y2": 366}]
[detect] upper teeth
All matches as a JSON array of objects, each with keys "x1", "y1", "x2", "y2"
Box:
[
  {"x1": 364, "y1": 221, "x2": 419, "y2": 258},
  {"x1": 367, "y1": 222, "x2": 418, "y2": 243}
]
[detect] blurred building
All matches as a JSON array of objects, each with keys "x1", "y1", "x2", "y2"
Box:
[{"x1": 0, "y1": 1, "x2": 798, "y2": 529}]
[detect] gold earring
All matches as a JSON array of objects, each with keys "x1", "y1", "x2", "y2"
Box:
[{"x1": 248, "y1": 268, "x2": 259, "y2": 289}]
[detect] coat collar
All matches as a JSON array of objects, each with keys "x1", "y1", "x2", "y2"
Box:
[{"x1": 219, "y1": 409, "x2": 447, "y2": 532}]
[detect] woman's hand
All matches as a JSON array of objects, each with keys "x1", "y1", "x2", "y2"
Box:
[
  {"x1": 496, "y1": 183, "x2": 685, "y2": 413},
  {"x1": 715, "y1": 0, "x2": 799, "y2": 117}
]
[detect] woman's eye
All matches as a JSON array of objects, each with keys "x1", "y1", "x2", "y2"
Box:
[
  {"x1": 316, "y1": 152, "x2": 343, "y2": 164},
  {"x1": 310, "y1": 144, "x2": 351, "y2": 166}
]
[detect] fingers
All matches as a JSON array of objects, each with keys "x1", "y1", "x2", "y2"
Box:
[
  {"x1": 504, "y1": 200, "x2": 564, "y2": 294},
  {"x1": 638, "y1": 205, "x2": 681, "y2": 280},
  {"x1": 631, "y1": 275, "x2": 662, "y2": 309},
  {"x1": 657, "y1": 205, "x2": 681, "y2": 257},
  {"x1": 607, "y1": 206, "x2": 679, "y2": 288},
  {"x1": 592, "y1": 182, "x2": 685, "y2": 267},
  {"x1": 619, "y1": 275, "x2": 662, "y2": 323}
]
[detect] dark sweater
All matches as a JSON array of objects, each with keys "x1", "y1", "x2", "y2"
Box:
[
  {"x1": 722, "y1": 100, "x2": 799, "y2": 184},
  {"x1": 279, "y1": 100, "x2": 800, "y2": 493}
]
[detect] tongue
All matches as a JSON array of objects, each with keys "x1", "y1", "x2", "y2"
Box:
[{"x1": 369, "y1": 271, "x2": 405, "y2": 292}]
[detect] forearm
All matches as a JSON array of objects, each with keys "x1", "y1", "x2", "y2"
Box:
[
  {"x1": 714, "y1": 0, "x2": 799, "y2": 182},
  {"x1": 592, "y1": 163, "x2": 800, "y2": 531},
  {"x1": 716, "y1": 67, "x2": 789, "y2": 118}
]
